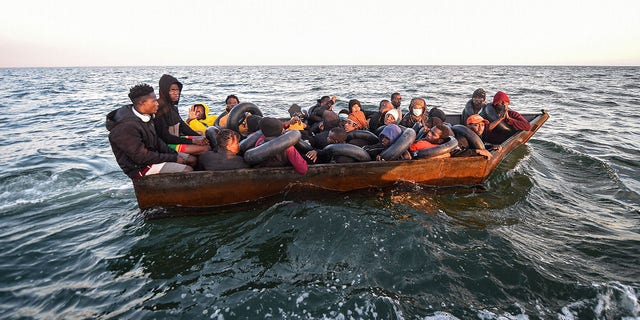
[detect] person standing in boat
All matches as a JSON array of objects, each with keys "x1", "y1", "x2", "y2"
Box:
[
  {"x1": 461, "y1": 88, "x2": 487, "y2": 124},
  {"x1": 153, "y1": 74, "x2": 210, "y2": 155},
  {"x1": 254, "y1": 117, "x2": 308, "y2": 175},
  {"x1": 106, "y1": 83, "x2": 196, "y2": 179},
  {"x1": 399, "y1": 98, "x2": 428, "y2": 129},
  {"x1": 481, "y1": 91, "x2": 532, "y2": 144},
  {"x1": 198, "y1": 129, "x2": 250, "y2": 171}
]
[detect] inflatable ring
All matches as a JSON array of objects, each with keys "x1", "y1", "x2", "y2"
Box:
[
  {"x1": 411, "y1": 122, "x2": 423, "y2": 135},
  {"x1": 205, "y1": 126, "x2": 220, "y2": 151},
  {"x1": 244, "y1": 130, "x2": 301, "y2": 165},
  {"x1": 347, "y1": 130, "x2": 379, "y2": 145},
  {"x1": 451, "y1": 124, "x2": 485, "y2": 150},
  {"x1": 213, "y1": 111, "x2": 228, "y2": 128},
  {"x1": 227, "y1": 102, "x2": 263, "y2": 133},
  {"x1": 295, "y1": 139, "x2": 314, "y2": 154},
  {"x1": 238, "y1": 130, "x2": 262, "y2": 155},
  {"x1": 322, "y1": 144, "x2": 371, "y2": 162},
  {"x1": 484, "y1": 103, "x2": 514, "y2": 134},
  {"x1": 413, "y1": 136, "x2": 459, "y2": 159},
  {"x1": 379, "y1": 128, "x2": 416, "y2": 161}
]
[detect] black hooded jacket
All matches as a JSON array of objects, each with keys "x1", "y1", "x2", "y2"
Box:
[
  {"x1": 106, "y1": 104, "x2": 178, "y2": 178},
  {"x1": 153, "y1": 74, "x2": 200, "y2": 145}
]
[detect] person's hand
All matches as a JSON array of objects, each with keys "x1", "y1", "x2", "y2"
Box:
[
  {"x1": 401, "y1": 150, "x2": 412, "y2": 160},
  {"x1": 290, "y1": 116, "x2": 300, "y2": 124},
  {"x1": 490, "y1": 145, "x2": 502, "y2": 152},
  {"x1": 187, "y1": 105, "x2": 197, "y2": 122},
  {"x1": 476, "y1": 149, "x2": 492, "y2": 159},
  {"x1": 376, "y1": 155, "x2": 384, "y2": 161},
  {"x1": 331, "y1": 96, "x2": 337, "y2": 103},
  {"x1": 306, "y1": 150, "x2": 318, "y2": 162}
]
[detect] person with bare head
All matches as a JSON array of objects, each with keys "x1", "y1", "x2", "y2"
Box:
[
  {"x1": 391, "y1": 92, "x2": 402, "y2": 110},
  {"x1": 198, "y1": 129, "x2": 250, "y2": 171},
  {"x1": 106, "y1": 83, "x2": 196, "y2": 179},
  {"x1": 461, "y1": 88, "x2": 487, "y2": 124}
]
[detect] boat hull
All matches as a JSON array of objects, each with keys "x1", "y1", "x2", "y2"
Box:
[{"x1": 133, "y1": 110, "x2": 549, "y2": 209}]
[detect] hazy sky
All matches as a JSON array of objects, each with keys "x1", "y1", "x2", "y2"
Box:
[{"x1": 1, "y1": 0, "x2": 639, "y2": 67}]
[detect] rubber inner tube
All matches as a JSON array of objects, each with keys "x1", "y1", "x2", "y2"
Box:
[
  {"x1": 322, "y1": 144, "x2": 371, "y2": 162},
  {"x1": 227, "y1": 103, "x2": 263, "y2": 133},
  {"x1": 205, "y1": 126, "x2": 220, "y2": 151},
  {"x1": 347, "y1": 130, "x2": 379, "y2": 145},
  {"x1": 213, "y1": 111, "x2": 227, "y2": 127},
  {"x1": 244, "y1": 130, "x2": 301, "y2": 165},
  {"x1": 379, "y1": 128, "x2": 416, "y2": 161},
  {"x1": 484, "y1": 103, "x2": 515, "y2": 134},
  {"x1": 295, "y1": 139, "x2": 314, "y2": 154},
  {"x1": 413, "y1": 136, "x2": 459, "y2": 159},
  {"x1": 238, "y1": 130, "x2": 262, "y2": 155},
  {"x1": 451, "y1": 124, "x2": 485, "y2": 150}
]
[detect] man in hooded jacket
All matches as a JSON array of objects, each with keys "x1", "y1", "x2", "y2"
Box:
[
  {"x1": 153, "y1": 74, "x2": 210, "y2": 155},
  {"x1": 106, "y1": 83, "x2": 196, "y2": 179}
]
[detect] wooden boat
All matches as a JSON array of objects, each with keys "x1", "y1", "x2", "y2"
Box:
[{"x1": 133, "y1": 110, "x2": 549, "y2": 209}]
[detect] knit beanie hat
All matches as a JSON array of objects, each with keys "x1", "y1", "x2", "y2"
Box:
[
  {"x1": 385, "y1": 109, "x2": 400, "y2": 121},
  {"x1": 246, "y1": 115, "x2": 262, "y2": 133},
  {"x1": 259, "y1": 117, "x2": 283, "y2": 137},
  {"x1": 493, "y1": 91, "x2": 510, "y2": 105},
  {"x1": 380, "y1": 124, "x2": 402, "y2": 143}
]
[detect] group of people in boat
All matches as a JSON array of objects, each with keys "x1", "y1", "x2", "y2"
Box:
[{"x1": 106, "y1": 74, "x2": 532, "y2": 179}]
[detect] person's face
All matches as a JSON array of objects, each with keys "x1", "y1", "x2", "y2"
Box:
[
  {"x1": 412, "y1": 104, "x2": 424, "y2": 116},
  {"x1": 495, "y1": 101, "x2": 509, "y2": 115},
  {"x1": 327, "y1": 132, "x2": 343, "y2": 144},
  {"x1": 227, "y1": 134, "x2": 240, "y2": 154},
  {"x1": 138, "y1": 93, "x2": 159, "y2": 115},
  {"x1": 226, "y1": 97, "x2": 239, "y2": 110},
  {"x1": 194, "y1": 105, "x2": 205, "y2": 120},
  {"x1": 351, "y1": 104, "x2": 361, "y2": 113},
  {"x1": 468, "y1": 122, "x2": 485, "y2": 136},
  {"x1": 168, "y1": 84, "x2": 180, "y2": 103},
  {"x1": 426, "y1": 127, "x2": 443, "y2": 144},
  {"x1": 392, "y1": 95, "x2": 401, "y2": 108},
  {"x1": 343, "y1": 119, "x2": 358, "y2": 132},
  {"x1": 384, "y1": 113, "x2": 396, "y2": 125},
  {"x1": 472, "y1": 96, "x2": 485, "y2": 107},
  {"x1": 381, "y1": 135, "x2": 391, "y2": 147}
]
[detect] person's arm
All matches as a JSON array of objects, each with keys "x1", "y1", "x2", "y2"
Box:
[
  {"x1": 179, "y1": 119, "x2": 202, "y2": 137},
  {"x1": 111, "y1": 122, "x2": 178, "y2": 165},
  {"x1": 285, "y1": 146, "x2": 308, "y2": 174},
  {"x1": 505, "y1": 110, "x2": 531, "y2": 131},
  {"x1": 153, "y1": 113, "x2": 193, "y2": 145}
]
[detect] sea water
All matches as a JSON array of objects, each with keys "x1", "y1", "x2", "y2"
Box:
[{"x1": 0, "y1": 66, "x2": 638, "y2": 319}]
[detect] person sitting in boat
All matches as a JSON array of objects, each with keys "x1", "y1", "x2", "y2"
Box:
[
  {"x1": 216, "y1": 94, "x2": 240, "y2": 127},
  {"x1": 198, "y1": 129, "x2": 250, "y2": 171},
  {"x1": 461, "y1": 88, "x2": 487, "y2": 124},
  {"x1": 409, "y1": 124, "x2": 454, "y2": 159},
  {"x1": 305, "y1": 127, "x2": 356, "y2": 164},
  {"x1": 347, "y1": 99, "x2": 369, "y2": 130},
  {"x1": 153, "y1": 74, "x2": 210, "y2": 155},
  {"x1": 368, "y1": 100, "x2": 394, "y2": 132},
  {"x1": 185, "y1": 103, "x2": 216, "y2": 135},
  {"x1": 307, "y1": 95, "x2": 336, "y2": 130},
  {"x1": 451, "y1": 114, "x2": 496, "y2": 158},
  {"x1": 481, "y1": 91, "x2": 532, "y2": 144},
  {"x1": 254, "y1": 117, "x2": 308, "y2": 175},
  {"x1": 309, "y1": 110, "x2": 340, "y2": 150},
  {"x1": 283, "y1": 104, "x2": 307, "y2": 131},
  {"x1": 364, "y1": 124, "x2": 411, "y2": 161},
  {"x1": 399, "y1": 98, "x2": 428, "y2": 129},
  {"x1": 106, "y1": 83, "x2": 196, "y2": 179}
]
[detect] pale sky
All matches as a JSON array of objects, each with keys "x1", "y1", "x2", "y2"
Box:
[{"x1": 1, "y1": 0, "x2": 639, "y2": 67}]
